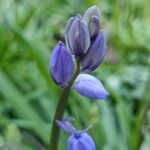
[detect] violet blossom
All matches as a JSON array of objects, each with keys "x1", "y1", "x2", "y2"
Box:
[
  {"x1": 50, "y1": 6, "x2": 109, "y2": 100},
  {"x1": 56, "y1": 118, "x2": 95, "y2": 150}
]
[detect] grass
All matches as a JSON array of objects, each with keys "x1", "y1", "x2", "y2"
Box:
[{"x1": 0, "y1": 0, "x2": 150, "y2": 149}]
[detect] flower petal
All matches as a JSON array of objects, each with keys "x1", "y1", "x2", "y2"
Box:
[
  {"x1": 56, "y1": 117, "x2": 77, "y2": 134},
  {"x1": 50, "y1": 41, "x2": 74, "y2": 87},
  {"x1": 81, "y1": 31, "x2": 106, "y2": 73},
  {"x1": 68, "y1": 133, "x2": 95, "y2": 150},
  {"x1": 73, "y1": 74, "x2": 109, "y2": 99},
  {"x1": 84, "y1": 6, "x2": 100, "y2": 21}
]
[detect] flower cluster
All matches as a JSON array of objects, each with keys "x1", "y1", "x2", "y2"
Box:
[
  {"x1": 50, "y1": 6, "x2": 109, "y2": 100},
  {"x1": 50, "y1": 6, "x2": 109, "y2": 150},
  {"x1": 56, "y1": 117, "x2": 95, "y2": 150}
]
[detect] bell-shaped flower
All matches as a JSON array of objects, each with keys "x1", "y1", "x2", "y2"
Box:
[
  {"x1": 65, "y1": 16, "x2": 90, "y2": 59},
  {"x1": 65, "y1": 15, "x2": 82, "y2": 53},
  {"x1": 50, "y1": 41, "x2": 75, "y2": 88},
  {"x1": 81, "y1": 31, "x2": 106, "y2": 73},
  {"x1": 83, "y1": 6, "x2": 100, "y2": 40},
  {"x1": 56, "y1": 118, "x2": 95, "y2": 150},
  {"x1": 73, "y1": 74, "x2": 109, "y2": 99}
]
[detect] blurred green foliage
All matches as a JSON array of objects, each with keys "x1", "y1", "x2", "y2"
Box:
[{"x1": 0, "y1": 0, "x2": 150, "y2": 149}]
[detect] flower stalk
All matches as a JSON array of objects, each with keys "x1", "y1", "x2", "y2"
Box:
[
  {"x1": 49, "y1": 6, "x2": 109, "y2": 150},
  {"x1": 49, "y1": 59, "x2": 80, "y2": 150}
]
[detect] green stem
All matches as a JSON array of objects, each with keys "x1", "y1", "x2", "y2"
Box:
[
  {"x1": 132, "y1": 101, "x2": 150, "y2": 150},
  {"x1": 49, "y1": 59, "x2": 80, "y2": 150}
]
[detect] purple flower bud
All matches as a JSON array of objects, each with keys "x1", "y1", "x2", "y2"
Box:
[
  {"x1": 56, "y1": 118, "x2": 95, "y2": 150},
  {"x1": 83, "y1": 6, "x2": 100, "y2": 40},
  {"x1": 50, "y1": 41, "x2": 74, "y2": 88},
  {"x1": 65, "y1": 16, "x2": 90, "y2": 59},
  {"x1": 81, "y1": 31, "x2": 106, "y2": 73},
  {"x1": 65, "y1": 15, "x2": 82, "y2": 54},
  {"x1": 73, "y1": 74, "x2": 109, "y2": 99}
]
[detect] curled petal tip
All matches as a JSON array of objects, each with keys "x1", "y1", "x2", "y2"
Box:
[
  {"x1": 76, "y1": 124, "x2": 93, "y2": 135},
  {"x1": 84, "y1": 6, "x2": 101, "y2": 20},
  {"x1": 56, "y1": 118, "x2": 76, "y2": 134}
]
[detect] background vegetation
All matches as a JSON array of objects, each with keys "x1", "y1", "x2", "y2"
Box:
[{"x1": 0, "y1": 0, "x2": 150, "y2": 149}]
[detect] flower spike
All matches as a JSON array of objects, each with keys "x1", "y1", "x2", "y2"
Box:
[{"x1": 49, "y1": 6, "x2": 109, "y2": 150}]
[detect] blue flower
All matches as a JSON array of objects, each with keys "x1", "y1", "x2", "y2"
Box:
[
  {"x1": 50, "y1": 6, "x2": 109, "y2": 100},
  {"x1": 83, "y1": 6, "x2": 100, "y2": 40},
  {"x1": 73, "y1": 74, "x2": 109, "y2": 99},
  {"x1": 81, "y1": 31, "x2": 106, "y2": 72},
  {"x1": 50, "y1": 41, "x2": 75, "y2": 87},
  {"x1": 65, "y1": 15, "x2": 90, "y2": 59},
  {"x1": 56, "y1": 118, "x2": 95, "y2": 150},
  {"x1": 65, "y1": 15, "x2": 82, "y2": 54}
]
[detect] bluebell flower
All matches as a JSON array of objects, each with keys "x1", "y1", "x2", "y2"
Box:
[
  {"x1": 65, "y1": 15, "x2": 90, "y2": 59},
  {"x1": 73, "y1": 74, "x2": 109, "y2": 99},
  {"x1": 50, "y1": 41, "x2": 75, "y2": 87},
  {"x1": 65, "y1": 14, "x2": 82, "y2": 54},
  {"x1": 81, "y1": 31, "x2": 106, "y2": 72},
  {"x1": 83, "y1": 6, "x2": 100, "y2": 40},
  {"x1": 56, "y1": 118, "x2": 95, "y2": 150}
]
